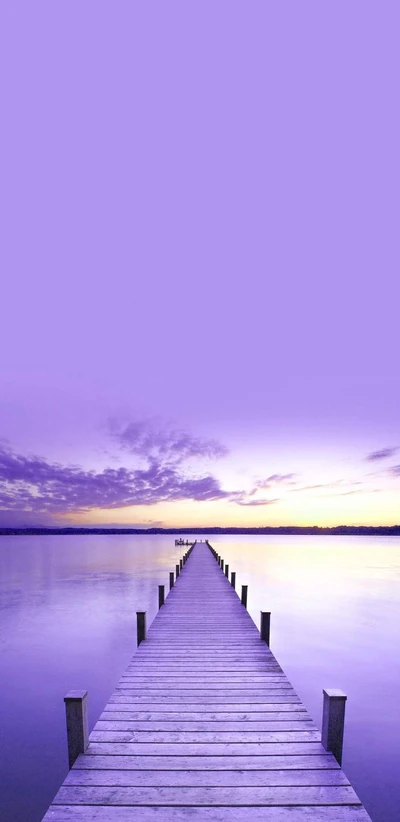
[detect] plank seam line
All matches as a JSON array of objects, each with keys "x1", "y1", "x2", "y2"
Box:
[{"x1": 51, "y1": 803, "x2": 363, "y2": 808}]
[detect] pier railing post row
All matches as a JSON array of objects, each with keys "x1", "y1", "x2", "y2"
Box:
[
  {"x1": 321, "y1": 689, "x2": 347, "y2": 765},
  {"x1": 260, "y1": 611, "x2": 271, "y2": 645},
  {"x1": 169, "y1": 571, "x2": 174, "y2": 590},
  {"x1": 158, "y1": 585, "x2": 165, "y2": 609},
  {"x1": 231, "y1": 571, "x2": 236, "y2": 589},
  {"x1": 136, "y1": 611, "x2": 146, "y2": 646},
  {"x1": 225, "y1": 563, "x2": 229, "y2": 578},
  {"x1": 241, "y1": 584, "x2": 248, "y2": 607},
  {"x1": 64, "y1": 690, "x2": 88, "y2": 769},
  {"x1": 205, "y1": 540, "x2": 216, "y2": 558}
]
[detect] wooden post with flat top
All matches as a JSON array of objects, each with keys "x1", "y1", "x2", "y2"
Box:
[
  {"x1": 64, "y1": 690, "x2": 88, "y2": 769},
  {"x1": 322, "y1": 688, "x2": 347, "y2": 765},
  {"x1": 136, "y1": 611, "x2": 146, "y2": 645},
  {"x1": 241, "y1": 585, "x2": 248, "y2": 607},
  {"x1": 260, "y1": 611, "x2": 271, "y2": 645},
  {"x1": 158, "y1": 585, "x2": 165, "y2": 609}
]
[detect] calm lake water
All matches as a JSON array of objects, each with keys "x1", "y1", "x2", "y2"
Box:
[{"x1": 1, "y1": 534, "x2": 399, "y2": 822}]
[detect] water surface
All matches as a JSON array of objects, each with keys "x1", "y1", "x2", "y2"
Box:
[{"x1": 1, "y1": 535, "x2": 399, "y2": 821}]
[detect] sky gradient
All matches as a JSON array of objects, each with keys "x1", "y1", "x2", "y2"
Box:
[{"x1": 1, "y1": 2, "x2": 399, "y2": 528}]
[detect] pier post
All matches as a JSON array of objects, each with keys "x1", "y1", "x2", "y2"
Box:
[
  {"x1": 221, "y1": 559, "x2": 224, "y2": 572},
  {"x1": 169, "y1": 571, "x2": 174, "y2": 590},
  {"x1": 260, "y1": 611, "x2": 271, "y2": 645},
  {"x1": 231, "y1": 571, "x2": 236, "y2": 589},
  {"x1": 176, "y1": 563, "x2": 180, "y2": 578},
  {"x1": 64, "y1": 690, "x2": 88, "y2": 769},
  {"x1": 180, "y1": 558, "x2": 183, "y2": 571},
  {"x1": 225, "y1": 563, "x2": 229, "y2": 578},
  {"x1": 241, "y1": 585, "x2": 248, "y2": 607},
  {"x1": 136, "y1": 611, "x2": 146, "y2": 646},
  {"x1": 158, "y1": 585, "x2": 165, "y2": 609},
  {"x1": 321, "y1": 689, "x2": 347, "y2": 765}
]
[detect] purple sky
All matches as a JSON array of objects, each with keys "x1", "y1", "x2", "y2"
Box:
[{"x1": 1, "y1": 2, "x2": 399, "y2": 528}]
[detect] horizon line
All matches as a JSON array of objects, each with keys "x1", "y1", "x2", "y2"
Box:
[{"x1": 1, "y1": 524, "x2": 400, "y2": 536}]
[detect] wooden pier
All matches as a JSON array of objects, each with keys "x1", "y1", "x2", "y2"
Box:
[{"x1": 42, "y1": 541, "x2": 373, "y2": 821}]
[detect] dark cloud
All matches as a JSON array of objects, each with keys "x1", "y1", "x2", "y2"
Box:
[
  {"x1": 0, "y1": 444, "x2": 230, "y2": 518},
  {"x1": 366, "y1": 447, "x2": 398, "y2": 462},
  {"x1": 108, "y1": 418, "x2": 228, "y2": 463}
]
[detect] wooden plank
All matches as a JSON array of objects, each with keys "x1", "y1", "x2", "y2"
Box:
[
  {"x1": 100, "y1": 707, "x2": 310, "y2": 717},
  {"x1": 88, "y1": 730, "x2": 322, "y2": 743},
  {"x1": 85, "y1": 741, "x2": 330, "y2": 755},
  {"x1": 114, "y1": 687, "x2": 296, "y2": 694},
  {"x1": 124, "y1": 668, "x2": 285, "y2": 673},
  {"x1": 53, "y1": 785, "x2": 361, "y2": 805},
  {"x1": 42, "y1": 805, "x2": 373, "y2": 821},
  {"x1": 73, "y1": 754, "x2": 341, "y2": 770},
  {"x1": 133, "y1": 654, "x2": 280, "y2": 660},
  {"x1": 96, "y1": 720, "x2": 317, "y2": 731},
  {"x1": 118, "y1": 679, "x2": 292, "y2": 686},
  {"x1": 117, "y1": 676, "x2": 292, "y2": 683},
  {"x1": 64, "y1": 769, "x2": 350, "y2": 787},
  {"x1": 108, "y1": 695, "x2": 302, "y2": 703}
]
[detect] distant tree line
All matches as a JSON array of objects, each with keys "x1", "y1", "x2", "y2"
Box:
[{"x1": 1, "y1": 525, "x2": 400, "y2": 536}]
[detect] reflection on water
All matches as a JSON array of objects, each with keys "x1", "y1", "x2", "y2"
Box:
[{"x1": 1, "y1": 535, "x2": 399, "y2": 821}]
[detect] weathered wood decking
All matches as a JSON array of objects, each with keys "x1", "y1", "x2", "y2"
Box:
[{"x1": 43, "y1": 541, "x2": 373, "y2": 821}]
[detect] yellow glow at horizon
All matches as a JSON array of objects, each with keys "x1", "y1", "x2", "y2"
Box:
[{"x1": 56, "y1": 485, "x2": 400, "y2": 528}]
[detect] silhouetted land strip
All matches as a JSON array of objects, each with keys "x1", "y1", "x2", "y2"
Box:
[
  {"x1": 41, "y1": 541, "x2": 372, "y2": 821},
  {"x1": 1, "y1": 525, "x2": 400, "y2": 536}
]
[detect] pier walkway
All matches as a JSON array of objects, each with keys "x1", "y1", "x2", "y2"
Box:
[{"x1": 43, "y1": 541, "x2": 372, "y2": 821}]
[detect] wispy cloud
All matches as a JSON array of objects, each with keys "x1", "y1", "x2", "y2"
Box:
[
  {"x1": 289, "y1": 483, "x2": 327, "y2": 493},
  {"x1": 288, "y1": 479, "x2": 373, "y2": 497},
  {"x1": 388, "y1": 465, "x2": 400, "y2": 477},
  {"x1": 333, "y1": 488, "x2": 381, "y2": 497},
  {"x1": 108, "y1": 418, "x2": 228, "y2": 463},
  {"x1": 253, "y1": 473, "x2": 298, "y2": 492},
  {"x1": 235, "y1": 497, "x2": 279, "y2": 507},
  {"x1": 366, "y1": 447, "x2": 398, "y2": 462}
]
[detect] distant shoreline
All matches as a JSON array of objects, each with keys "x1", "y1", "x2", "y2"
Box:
[{"x1": 1, "y1": 526, "x2": 400, "y2": 536}]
